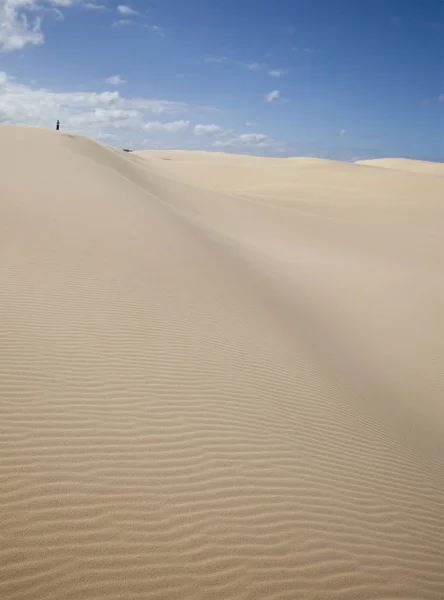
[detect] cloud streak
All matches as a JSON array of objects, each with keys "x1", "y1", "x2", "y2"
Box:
[
  {"x1": 265, "y1": 90, "x2": 280, "y2": 103},
  {"x1": 117, "y1": 5, "x2": 138, "y2": 15},
  {"x1": 143, "y1": 120, "x2": 189, "y2": 133},
  {"x1": 213, "y1": 132, "x2": 287, "y2": 153},
  {"x1": 268, "y1": 69, "x2": 287, "y2": 77}
]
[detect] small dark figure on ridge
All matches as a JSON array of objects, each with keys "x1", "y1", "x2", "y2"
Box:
[{"x1": 56, "y1": 120, "x2": 60, "y2": 131}]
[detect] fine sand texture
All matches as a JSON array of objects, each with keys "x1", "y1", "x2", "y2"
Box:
[{"x1": 1, "y1": 125, "x2": 443, "y2": 600}]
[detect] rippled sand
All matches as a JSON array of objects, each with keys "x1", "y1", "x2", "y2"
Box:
[{"x1": 1, "y1": 125, "x2": 443, "y2": 600}]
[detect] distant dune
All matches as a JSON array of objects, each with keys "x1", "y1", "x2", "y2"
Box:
[
  {"x1": 357, "y1": 157, "x2": 444, "y2": 176},
  {"x1": 1, "y1": 125, "x2": 443, "y2": 600}
]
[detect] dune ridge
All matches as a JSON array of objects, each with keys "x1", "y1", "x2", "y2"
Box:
[
  {"x1": 1, "y1": 125, "x2": 443, "y2": 600},
  {"x1": 356, "y1": 157, "x2": 444, "y2": 176}
]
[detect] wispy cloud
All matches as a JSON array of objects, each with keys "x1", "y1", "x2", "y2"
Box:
[
  {"x1": 112, "y1": 19, "x2": 131, "y2": 27},
  {"x1": 143, "y1": 120, "x2": 190, "y2": 133},
  {"x1": 145, "y1": 24, "x2": 165, "y2": 36},
  {"x1": 0, "y1": 1, "x2": 100, "y2": 52},
  {"x1": 268, "y1": 69, "x2": 287, "y2": 77},
  {"x1": 339, "y1": 129, "x2": 346, "y2": 135},
  {"x1": 222, "y1": 133, "x2": 270, "y2": 145},
  {"x1": 264, "y1": 90, "x2": 280, "y2": 103},
  {"x1": 52, "y1": 7, "x2": 65, "y2": 21},
  {"x1": 193, "y1": 124, "x2": 226, "y2": 136},
  {"x1": 117, "y1": 5, "x2": 138, "y2": 15},
  {"x1": 0, "y1": 0, "x2": 44, "y2": 52},
  {"x1": 205, "y1": 57, "x2": 263, "y2": 72},
  {"x1": 0, "y1": 71, "x2": 288, "y2": 155},
  {"x1": 439, "y1": 94, "x2": 444, "y2": 103},
  {"x1": 193, "y1": 124, "x2": 287, "y2": 155},
  {"x1": 213, "y1": 132, "x2": 287, "y2": 153},
  {"x1": 105, "y1": 75, "x2": 127, "y2": 86},
  {"x1": 0, "y1": 71, "x2": 208, "y2": 138}
]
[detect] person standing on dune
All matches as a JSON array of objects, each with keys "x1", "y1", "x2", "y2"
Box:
[{"x1": 56, "y1": 120, "x2": 60, "y2": 131}]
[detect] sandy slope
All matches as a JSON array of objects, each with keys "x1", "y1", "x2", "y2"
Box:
[
  {"x1": 356, "y1": 157, "x2": 444, "y2": 176},
  {"x1": 0, "y1": 125, "x2": 443, "y2": 600}
]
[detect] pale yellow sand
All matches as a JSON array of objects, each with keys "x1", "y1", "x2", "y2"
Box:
[
  {"x1": 357, "y1": 157, "x2": 444, "y2": 176},
  {"x1": 1, "y1": 125, "x2": 443, "y2": 600}
]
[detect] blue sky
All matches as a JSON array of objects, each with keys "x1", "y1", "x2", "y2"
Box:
[{"x1": 0, "y1": 0, "x2": 443, "y2": 160}]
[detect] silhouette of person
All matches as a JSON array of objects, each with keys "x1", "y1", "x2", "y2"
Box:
[{"x1": 56, "y1": 120, "x2": 60, "y2": 131}]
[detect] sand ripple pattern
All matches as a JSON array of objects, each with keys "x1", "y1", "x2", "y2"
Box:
[{"x1": 1, "y1": 127, "x2": 443, "y2": 600}]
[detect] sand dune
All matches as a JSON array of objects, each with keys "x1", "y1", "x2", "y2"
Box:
[
  {"x1": 357, "y1": 157, "x2": 444, "y2": 176},
  {"x1": 1, "y1": 125, "x2": 443, "y2": 600}
]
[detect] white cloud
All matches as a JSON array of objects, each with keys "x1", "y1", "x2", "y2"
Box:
[
  {"x1": 0, "y1": 0, "x2": 44, "y2": 52},
  {"x1": 117, "y1": 4, "x2": 137, "y2": 15},
  {"x1": 212, "y1": 131, "x2": 287, "y2": 155},
  {"x1": 193, "y1": 124, "x2": 226, "y2": 136},
  {"x1": 439, "y1": 94, "x2": 444, "y2": 103},
  {"x1": 339, "y1": 129, "x2": 346, "y2": 135},
  {"x1": 130, "y1": 98, "x2": 195, "y2": 114},
  {"x1": 238, "y1": 133, "x2": 269, "y2": 143},
  {"x1": 0, "y1": 71, "x2": 288, "y2": 155},
  {"x1": 245, "y1": 121, "x2": 258, "y2": 127},
  {"x1": 0, "y1": 0, "x2": 108, "y2": 52},
  {"x1": 268, "y1": 69, "x2": 287, "y2": 77},
  {"x1": 265, "y1": 90, "x2": 280, "y2": 103},
  {"x1": 0, "y1": 72, "x2": 206, "y2": 146},
  {"x1": 105, "y1": 74, "x2": 127, "y2": 86},
  {"x1": 143, "y1": 120, "x2": 189, "y2": 133},
  {"x1": 214, "y1": 133, "x2": 270, "y2": 148}
]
